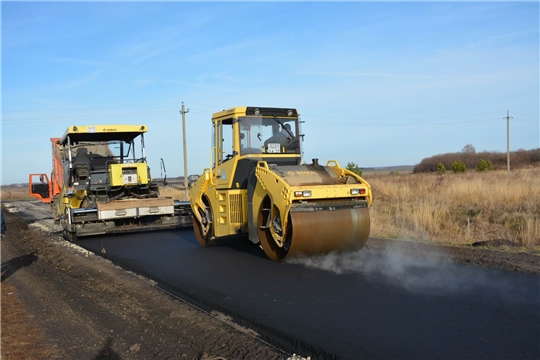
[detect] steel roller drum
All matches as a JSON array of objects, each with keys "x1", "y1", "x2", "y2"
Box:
[{"x1": 259, "y1": 207, "x2": 370, "y2": 261}]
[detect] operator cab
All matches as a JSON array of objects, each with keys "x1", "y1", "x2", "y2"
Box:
[
  {"x1": 58, "y1": 125, "x2": 152, "y2": 200},
  {"x1": 237, "y1": 109, "x2": 300, "y2": 156},
  {"x1": 213, "y1": 107, "x2": 302, "y2": 164},
  {"x1": 211, "y1": 107, "x2": 303, "y2": 189}
]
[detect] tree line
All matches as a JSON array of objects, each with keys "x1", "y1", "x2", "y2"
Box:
[{"x1": 413, "y1": 145, "x2": 540, "y2": 173}]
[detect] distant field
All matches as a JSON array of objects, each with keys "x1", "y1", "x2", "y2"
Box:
[
  {"x1": 159, "y1": 184, "x2": 188, "y2": 201},
  {"x1": 361, "y1": 165, "x2": 414, "y2": 175},
  {"x1": 4, "y1": 167, "x2": 537, "y2": 253},
  {"x1": 1, "y1": 186, "x2": 32, "y2": 201},
  {"x1": 364, "y1": 167, "x2": 540, "y2": 252}
]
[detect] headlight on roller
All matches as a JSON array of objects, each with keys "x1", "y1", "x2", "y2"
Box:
[
  {"x1": 294, "y1": 190, "x2": 312, "y2": 198},
  {"x1": 351, "y1": 188, "x2": 366, "y2": 195}
]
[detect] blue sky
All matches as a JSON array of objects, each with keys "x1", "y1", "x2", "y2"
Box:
[{"x1": 2, "y1": 1, "x2": 539, "y2": 185}]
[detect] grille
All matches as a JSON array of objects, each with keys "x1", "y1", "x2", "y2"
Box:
[{"x1": 229, "y1": 194, "x2": 244, "y2": 223}]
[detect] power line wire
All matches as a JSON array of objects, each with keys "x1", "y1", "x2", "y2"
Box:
[
  {"x1": 510, "y1": 111, "x2": 539, "y2": 119},
  {"x1": 514, "y1": 119, "x2": 538, "y2": 125},
  {"x1": 309, "y1": 118, "x2": 499, "y2": 127},
  {"x1": 3, "y1": 106, "x2": 533, "y2": 128},
  {"x1": 183, "y1": 101, "x2": 228, "y2": 109},
  {"x1": 3, "y1": 110, "x2": 175, "y2": 124},
  {"x1": 2, "y1": 101, "x2": 181, "y2": 113},
  {"x1": 2, "y1": 100, "x2": 226, "y2": 114},
  {"x1": 304, "y1": 111, "x2": 502, "y2": 120},
  {"x1": 3, "y1": 101, "x2": 510, "y2": 121}
]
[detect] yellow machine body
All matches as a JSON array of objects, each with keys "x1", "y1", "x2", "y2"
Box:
[
  {"x1": 190, "y1": 107, "x2": 372, "y2": 261},
  {"x1": 109, "y1": 163, "x2": 149, "y2": 187},
  {"x1": 30, "y1": 124, "x2": 191, "y2": 241}
]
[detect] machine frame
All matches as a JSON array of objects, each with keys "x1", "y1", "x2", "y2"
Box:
[
  {"x1": 190, "y1": 107, "x2": 373, "y2": 261},
  {"x1": 30, "y1": 124, "x2": 191, "y2": 240}
]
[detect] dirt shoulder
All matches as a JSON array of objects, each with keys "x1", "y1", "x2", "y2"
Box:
[
  {"x1": 1, "y1": 209, "x2": 288, "y2": 360},
  {"x1": 2, "y1": 205, "x2": 538, "y2": 360}
]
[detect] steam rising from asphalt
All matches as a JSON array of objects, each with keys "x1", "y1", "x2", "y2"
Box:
[{"x1": 286, "y1": 240, "x2": 491, "y2": 295}]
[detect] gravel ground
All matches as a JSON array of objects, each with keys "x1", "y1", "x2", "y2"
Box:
[
  {"x1": 1, "y1": 203, "x2": 538, "y2": 359},
  {"x1": 1, "y1": 209, "x2": 290, "y2": 360}
]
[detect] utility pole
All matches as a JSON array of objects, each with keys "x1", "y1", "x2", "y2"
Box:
[
  {"x1": 506, "y1": 110, "x2": 512, "y2": 174},
  {"x1": 180, "y1": 102, "x2": 189, "y2": 199}
]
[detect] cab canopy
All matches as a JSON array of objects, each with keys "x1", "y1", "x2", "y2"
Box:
[
  {"x1": 212, "y1": 107, "x2": 299, "y2": 123},
  {"x1": 60, "y1": 125, "x2": 148, "y2": 145}
]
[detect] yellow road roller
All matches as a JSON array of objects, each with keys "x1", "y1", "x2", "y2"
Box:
[{"x1": 189, "y1": 107, "x2": 372, "y2": 261}]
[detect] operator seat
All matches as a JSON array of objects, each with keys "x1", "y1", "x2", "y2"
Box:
[{"x1": 73, "y1": 148, "x2": 90, "y2": 180}]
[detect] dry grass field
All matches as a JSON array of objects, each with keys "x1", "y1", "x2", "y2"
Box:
[
  {"x1": 365, "y1": 168, "x2": 540, "y2": 252},
  {"x1": 157, "y1": 185, "x2": 189, "y2": 201},
  {"x1": 3, "y1": 169, "x2": 538, "y2": 253},
  {"x1": 1, "y1": 186, "x2": 33, "y2": 201}
]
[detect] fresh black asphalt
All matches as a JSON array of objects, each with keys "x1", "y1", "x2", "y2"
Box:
[{"x1": 78, "y1": 229, "x2": 540, "y2": 360}]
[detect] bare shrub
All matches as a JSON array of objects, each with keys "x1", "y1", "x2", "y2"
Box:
[
  {"x1": 414, "y1": 148, "x2": 540, "y2": 173},
  {"x1": 462, "y1": 144, "x2": 476, "y2": 153}
]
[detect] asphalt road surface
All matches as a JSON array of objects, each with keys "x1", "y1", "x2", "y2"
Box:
[{"x1": 76, "y1": 228, "x2": 540, "y2": 360}]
